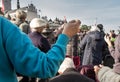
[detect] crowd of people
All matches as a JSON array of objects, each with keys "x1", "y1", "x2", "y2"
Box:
[{"x1": 1, "y1": 9, "x2": 120, "y2": 82}]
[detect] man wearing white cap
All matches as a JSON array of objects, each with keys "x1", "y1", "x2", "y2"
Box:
[
  {"x1": 29, "y1": 18, "x2": 51, "y2": 52},
  {"x1": 28, "y1": 18, "x2": 51, "y2": 82}
]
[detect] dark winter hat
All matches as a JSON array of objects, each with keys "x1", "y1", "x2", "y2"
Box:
[
  {"x1": 97, "y1": 24, "x2": 103, "y2": 30},
  {"x1": 49, "y1": 68, "x2": 94, "y2": 82}
]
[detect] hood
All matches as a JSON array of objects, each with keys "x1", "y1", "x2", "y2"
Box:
[{"x1": 88, "y1": 31, "x2": 102, "y2": 41}]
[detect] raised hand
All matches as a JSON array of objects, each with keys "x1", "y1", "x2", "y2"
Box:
[{"x1": 62, "y1": 20, "x2": 81, "y2": 38}]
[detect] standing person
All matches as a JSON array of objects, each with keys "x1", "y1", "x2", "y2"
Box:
[
  {"x1": 105, "y1": 33, "x2": 120, "y2": 74},
  {"x1": 0, "y1": 16, "x2": 81, "y2": 82},
  {"x1": 93, "y1": 32, "x2": 120, "y2": 82},
  {"x1": 79, "y1": 25, "x2": 107, "y2": 65},
  {"x1": 14, "y1": 10, "x2": 31, "y2": 82},
  {"x1": 72, "y1": 34, "x2": 80, "y2": 69},
  {"x1": 42, "y1": 23, "x2": 56, "y2": 45},
  {"x1": 109, "y1": 30, "x2": 116, "y2": 46},
  {"x1": 14, "y1": 10, "x2": 31, "y2": 34},
  {"x1": 97, "y1": 24, "x2": 105, "y2": 38},
  {"x1": 28, "y1": 18, "x2": 51, "y2": 82},
  {"x1": 29, "y1": 18, "x2": 51, "y2": 52}
]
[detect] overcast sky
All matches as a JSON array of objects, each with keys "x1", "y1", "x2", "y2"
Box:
[{"x1": 11, "y1": 0, "x2": 120, "y2": 33}]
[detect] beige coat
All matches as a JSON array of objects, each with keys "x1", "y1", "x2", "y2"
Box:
[{"x1": 97, "y1": 66, "x2": 120, "y2": 82}]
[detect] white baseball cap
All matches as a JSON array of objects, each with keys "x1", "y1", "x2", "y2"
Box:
[{"x1": 30, "y1": 18, "x2": 47, "y2": 29}]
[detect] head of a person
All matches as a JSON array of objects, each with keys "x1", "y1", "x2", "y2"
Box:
[
  {"x1": 97, "y1": 24, "x2": 103, "y2": 31},
  {"x1": 42, "y1": 28, "x2": 52, "y2": 36},
  {"x1": 15, "y1": 10, "x2": 27, "y2": 20},
  {"x1": 30, "y1": 18, "x2": 47, "y2": 32},
  {"x1": 110, "y1": 30, "x2": 115, "y2": 33},
  {"x1": 109, "y1": 30, "x2": 116, "y2": 38},
  {"x1": 78, "y1": 65, "x2": 96, "y2": 81}
]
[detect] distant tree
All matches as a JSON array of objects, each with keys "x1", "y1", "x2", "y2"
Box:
[{"x1": 80, "y1": 25, "x2": 91, "y2": 31}]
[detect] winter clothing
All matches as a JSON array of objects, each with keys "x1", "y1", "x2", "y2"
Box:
[
  {"x1": 109, "y1": 34, "x2": 120, "y2": 74},
  {"x1": 28, "y1": 32, "x2": 50, "y2": 53},
  {"x1": 80, "y1": 30, "x2": 107, "y2": 65},
  {"x1": 28, "y1": 28, "x2": 51, "y2": 82},
  {"x1": 0, "y1": 17, "x2": 69, "y2": 82},
  {"x1": 97, "y1": 66, "x2": 120, "y2": 82},
  {"x1": 14, "y1": 10, "x2": 30, "y2": 34},
  {"x1": 14, "y1": 18, "x2": 30, "y2": 34},
  {"x1": 19, "y1": 21, "x2": 30, "y2": 34}
]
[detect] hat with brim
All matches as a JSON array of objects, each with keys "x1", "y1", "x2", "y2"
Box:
[{"x1": 30, "y1": 18, "x2": 47, "y2": 29}]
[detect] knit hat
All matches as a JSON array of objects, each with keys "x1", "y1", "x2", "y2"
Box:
[
  {"x1": 30, "y1": 18, "x2": 47, "y2": 29},
  {"x1": 97, "y1": 24, "x2": 103, "y2": 30}
]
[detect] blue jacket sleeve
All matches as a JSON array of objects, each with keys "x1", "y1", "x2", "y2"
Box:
[{"x1": 3, "y1": 18, "x2": 69, "y2": 78}]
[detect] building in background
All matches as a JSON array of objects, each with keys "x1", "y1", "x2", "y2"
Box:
[
  {"x1": 0, "y1": 0, "x2": 64, "y2": 30},
  {"x1": 8, "y1": 3, "x2": 39, "y2": 22},
  {"x1": 0, "y1": 0, "x2": 11, "y2": 13},
  {"x1": 0, "y1": 0, "x2": 39, "y2": 21}
]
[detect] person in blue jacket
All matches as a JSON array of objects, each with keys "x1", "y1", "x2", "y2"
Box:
[{"x1": 0, "y1": 16, "x2": 80, "y2": 82}]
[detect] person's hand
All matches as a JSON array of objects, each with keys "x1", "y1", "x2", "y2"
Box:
[
  {"x1": 104, "y1": 35, "x2": 112, "y2": 47},
  {"x1": 62, "y1": 20, "x2": 81, "y2": 38},
  {"x1": 94, "y1": 65, "x2": 103, "y2": 75}
]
